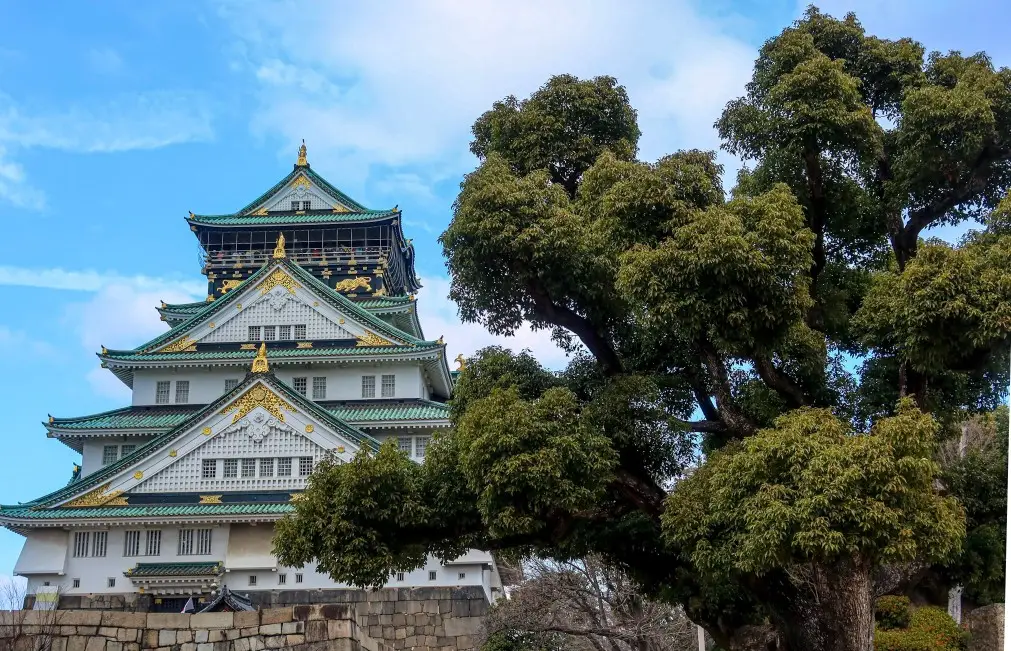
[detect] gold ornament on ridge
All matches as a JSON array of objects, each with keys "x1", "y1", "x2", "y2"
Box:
[
  {"x1": 158, "y1": 336, "x2": 197, "y2": 353},
  {"x1": 221, "y1": 384, "x2": 295, "y2": 424},
  {"x1": 251, "y1": 342, "x2": 270, "y2": 373},
  {"x1": 333, "y1": 277, "x2": 372, "y2": 293},
  {"x1": 259, "y1": 268, "x2": 300, "y2": 295},
  {"x1": 296, "y1": 139, "x2": 308, "y2": 166},
  {"x1": 273, "y1": 233, "x2": 287, "y2": 259},
  {"x1": 356, "y1": 331, "x2": 394, "y2": 347}
]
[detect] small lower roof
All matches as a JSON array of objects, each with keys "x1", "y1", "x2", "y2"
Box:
[{"x1": 126, "y1": 562, "x2": 224, "y2": 577}]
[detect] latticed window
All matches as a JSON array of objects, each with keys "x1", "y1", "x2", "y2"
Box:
[
  {"x1": 241, "y1": 458, "x2": 256, "y2": 477},
  {"x1": 397, "y1": 437, "x2": 412, "y2": 455},
  {"x1": 290, "y1": 201, "x2": 299, "y2": 211},
  {"x1": 92, "y1": 531, "x2": 108, "y2": 557},
  {"x1": 416, "y1": 436, "x2": 430, "y2": 459},
  {"x1": 295, "y1": 573, "x2": 303, "y2": 583},
  {"x1": 155, "y1": 381, "x2": 170, "y2": 404},
  {"x1": 302, "y1": 201, "x2": 311, "y2": 211},
  {"x1": 294, "y1": 324, "x2": 307, "y2": 339},
  {"x1": 196, "y1": 529, "x2": 213, "y2": 555},
  {"x1": 263, "y1": 326, "x2": 276, "y2": 341},
  {"x1": 381, "y1": 374, "x2": 396, "y2": 398},
  {"x1": 178, "y1": 530, "x2": 194, "y2": 555},
  {"x1": 224, "y1": 459, "x2": 238, "y2": 478},
  {"x1": 73, "y1": 532, "x2": 90, "y2": 558},
  {"x1": 428, "y1": 571, "x2": 437, "y2": 581},
  {"x1": 224, "y1": 379, "x2": 239, "y2": 393},
  {"x1": 175, "y1": 380, "x2": 190, "y2": 404},
  {"x1": 248, "y1": 326, "x2": 261, "y2": 341},
  {"x1": 120, "y1": 444, "x2": 136, "y2": 457},
  {"x1": 102, "y1": 445, "x2": 118, "y2": 466},
  {"x1": 278, "y1": 458, "x2": 292, "y2": 476},
  {"x1": 124, "y1": 531, "x2": 141, "y2": 557},
  {"x1": 260, "y1": 458, "x2": 274, "y2": 477},
  {"x1": 278, "y1": 325, "x2": 291, "y2": 340},
  {"x1": 202, "y1": 459, "x2": 217, "y2": 479},
  {"x1": 312, "y1": 377, "x2": 327, "y2": 400},
  {"x1": 278, "y1": 574, "x2": 287, "y2": 585},
  {"x1": 145, "y1": 530, "x2": 161, "y2": 556},
  {"x1": 361, "y1": 376, "x2": 376, "y2": 398},
  {"x1": 249, "y1": 575, "x2": 258, "y2": 586},
  {"x1": 299, "y1": 457, "x2": 314, "y2": 476},
  {"x1": 293, "y1": 377, "x2": 307, "y2": 396}
]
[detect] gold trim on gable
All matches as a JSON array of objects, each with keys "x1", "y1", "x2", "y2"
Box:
[
  {"x1": 61, "y1": 483, "x2": 127, "y2": 508},
  {"x1": 259, "y1": 269, "x2": 300, "y2": 295},
  {"x1": 158, "y1": 336, "x2": 197, "y2": 353},
  {"x1": 199, "y1": 495, "x2": 223, "y2": 505},
  {"x1": 220, "y1": 384, "x2": 295, "y2": 424},
  {"x1": 356, "y1": 331, "x2": 394, "y2": 347}
]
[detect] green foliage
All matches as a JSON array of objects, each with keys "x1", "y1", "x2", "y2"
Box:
[
  {"x1": 875, "y1": 595, "x2": 912, "y2": 630},
  {"x1": 450, "y1": 346, "x2": 562, "y2": 422},
  {"x1": 874, "y1": 607, "x2": 967, "y2": 651},
  {"x1": 481, "y1": 629, "x2": 563, "y2": 651}
]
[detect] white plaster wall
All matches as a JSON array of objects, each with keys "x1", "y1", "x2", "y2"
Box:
[
  {"x1": 132, "y1": 363, "x2": 425, "y2": 406},
  {"x1": 81, "y1": 436, "x2": 157, "y2": 476}
]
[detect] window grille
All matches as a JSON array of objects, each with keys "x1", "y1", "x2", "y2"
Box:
[
  {"x1": 416, "y1": 436, "x2": 430, "y2": 459},
  {"x1": 293, "y1": 377, "x2": 307, "y2": 396},
  {"x1": 299, "y1": 457, "x2": 313, "y2": 476},
  {"x1": 278, "y1": 574, "x2": 287, "y2": 585},
  {"x1": 397, "y1": 437, "x2": 412, "y2": 455},
  {"x1": 196, "y1": 529, "x2": 213, "y2": 555},
  {"x1": 428, "y1": 571, "x2": 437, "y2": 581},
  {"x1": 295, "y1": 573, "x2": 303, "y2": 584},
  {"x1": 381, "y1": 374, "x2": 395, "y2": 398},
  {"x1": 72, "y1": 532, "x2": 90, "y2": 558},
  {"x1": 241, "y1": 458, "x2": 256, "y2": 477},
  {"x1": 145, "y1": 530, "x2": 161, "y2": 556},
  {"x1": 92, "y1": 531, "x2": 107, "y2": 557},
  {"x1": 278, "y1": 458, "x2": 292, "y2": 476},
  {"x1": 312, "y1": 376, "x2": 326, "y2": 400},
  {"x1": 124, "y1": 531, "x2": 141, "y2": 557},
  {"x1": 178, "y1": 529, "x2": 194, "y2": 555},
  {"x1": 72, "y1": 578, "x2": 80, "y2": 588},
  {"x1": 294, "y1": 324, "x2": 307, "y2": 339},
  {"x1": 278, "y1": 325, "x2": 291, "y2": 340},
  {"x1": 260, "y1": 458, "x2": 274, "y2": 477},
  {"x1": 202, "y1": 459, "x2": 217, "y2": 479},
  {"x1": 397, "y1": 572, "x2": 405, "y2": 581},
  {"x1": 225, "y1": 379, "x2": 239, "y2": 392},
  {"x1": 361, "y1": 376, "x2": 376, "y2": 398},
  {"x1": 248, "y1": 326, "x2": 261, "y2": 341},
  {"x1": 102, "y1": 445, "x2": 119, "y2": 466},
  {"x1": 120, "y1": 444, "x2": 136, "y2": 457},
  {"x1": 302, "y1": 200, "x2": 311, "y2": 211},
  {"x1": 224, "y1": 459, "x2": 238, "y2": 478},
  {"x1": 290, "y1": 201, "x2": 299, "y2": 211},
  {"x1": 263, "y1": 326, "x2": 276, "y2": 341},
  {"x1": 175, "y1": 380, "x2": 189, "y2": 404},
  {"x1": 107, "y1": 578, "x2": 116, "y2": 588},
  {"x1": 156, "y1": 381, "x2": 170, "y2": 404},
  {"x1": 249, "y1": 575, "x2": 257, "y2": 586}
]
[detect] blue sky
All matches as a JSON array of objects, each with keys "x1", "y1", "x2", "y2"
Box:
[{"x1": 0, "y1": 0, "x2": 1007, "y2": 576}]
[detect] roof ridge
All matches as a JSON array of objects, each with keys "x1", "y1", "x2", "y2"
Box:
[{"x1": 229, "y1": 166, "x2": 371, "y2": 216}]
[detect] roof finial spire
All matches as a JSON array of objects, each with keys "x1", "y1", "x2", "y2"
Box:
[
  {"x1": 273, "y1": 233, "x2": 287, "y2": 259},
  {"x1": 296, "y1": 139, "x2": 308, "y2": 167},
  {"x1": 251, "y1": 342, "x2": 269, "y2": 373}
]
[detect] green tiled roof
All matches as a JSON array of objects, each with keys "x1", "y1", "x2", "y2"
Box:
[
  {"x1": 236, "y1": 166, "x2": 370, "y2": 215},
  {"x1": 127, "y1": 562, "x2": 223, "y2": 578},
  {"x1": 158, "y1": 302, "x2": 205, "y2": 314},
  {"x1": 0, "y1": 503, "x2": 294, "y2": 521},
  {"x1": 189, "y1": 210, "x2": 397, "y2": 226},
  {"x1": 355, "y1": 296, "x2": 415, "y2": 310},
  {"x1": 49, "y1": 406, "x2": 200, "y2": 430},
  {"x1": 325, "y1": 400, "x2": 450, "y2": 422},
  {"x1": 102, "y1": 344, "x2": 440, "y2": 362}
]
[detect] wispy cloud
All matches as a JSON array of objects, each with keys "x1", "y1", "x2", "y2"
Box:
[
  {"x1": 0, "y1": 325, "x2": 58, "y2": 358},
  {"x1": 86, "y1": 47, "x2": 125, "y2": 76},
  {"x1": 0, "y1": 266, "x2": 205, "y2": 295}
]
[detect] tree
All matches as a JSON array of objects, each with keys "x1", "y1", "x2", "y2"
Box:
[{"x1": 274, "y1": 10, "x2": 1011, "y2": 651}]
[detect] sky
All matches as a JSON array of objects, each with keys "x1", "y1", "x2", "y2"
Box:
[{"x1": 0, "y1": 0, "x2": 1008, "y2": 577}]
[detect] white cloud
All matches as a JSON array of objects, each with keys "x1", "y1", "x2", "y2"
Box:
[
  {"x1": 0, "y1": 144, "x2": 44, "y2": 209},
  {"x1": 219, "y1": 0, "x2": 756, "y2": 187},
  {"x1": 416, "y1": 275, "x2": 570, "y2": 371},
  {"x1": 0, "y1": 325, "x2": 57, "y2": 358},
  {"x1": 0, "y1": 265, "x2": 205, "y2": 295}
]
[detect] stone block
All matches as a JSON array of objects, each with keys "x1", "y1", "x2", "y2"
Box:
[
  {"x1": 67, "y1": 636, "x2": 89, "y2": 651},
  {"x1": 328, "y1": 619, "x2": 352, "y2": 639},
  {"x1": 260, "y1": 608, "x2": 293, "y2": 625},
  {"x1": 194, "y1": 630, "x2": 209, "y2": 643},
  {"x1": 247, "y1": 638, "x2": 264, "y2": 651},
  {"x1": 439, "y1": 600, "x2": 452, "y2": 614},
  {"x1": 144, "y1": 629, "x2": 160, "y2": 649},
  {"x1": 369, "y1": 625, "x2": 381, "y2": 638},
  {"x1": 264, "y1": 636, "x2": 287, "y2": 649},
  {"x1": 407, "y1": 601, "x2": 423, "y2": 614},
  {"x1": 233, "y1": 611, "x2": 259, "y2": 628},
  {"x1": 966, "y1": 604, "x2": 1005, "y2": 651},
  {"x1": 148, "y1": 612, "x2": 190, "y2": 629},
  {"x1": 423, "y1": 600, "x2": 439, "y2": 614},
  {"x1": 451, "y1": 600, "x2": 469, "y2": 618},
  {"x1": 425, "y1": 636, "x2": 438, "y2": 647},
  {"x1": 52, "y1": 638, "x2": 68, "y2": 651},
  {"x1": 196, "y1": 644, "x2": 214, "y2": 651},
  {"x1": 380, "y1": 614, "x2": 393, "y2": 625},
  {"x1": 191, "y1": 612, "x2": 234, "y2": 629},
  {"x1": 320, "y1": 604, "x2": 351, "y2": 620},
  {"x1": 304, "y1": 619, "x2": 328, "y2": 642},
  {"x1": 468, "y1": 599, "x2": 489, "y2": 617},
  {"x1": 208, "y1": 630, "x2": 225, "y2": 642},
  {"x1": 457, "y1": 635, "x2": 477, "y2": 650},
  {"x1": 124, "y1": 645, "x2": 140, "y2": 651},
  {"x1": 395, "y1": 627, "x2": 407, "y2": 640},
  {"x1": 405, "y1": 636, "x2": 418, "y2": 648},
  {"x1": 444, "y1": 616, "x2": 483, "y2": 637},
  {"x1": 61, "y1": 626, "x2": 78, "y2": 635},
  {"x1": 84, "y1": 637, "x2": 105, "y2": 651},
  {"x1": 101, "y1": 612, "x2": 147, "y2": 629},
  {"x1": 260, "y1": 623, "x2": 282, "y2": 635},
  {"x1": 118, "y1": 628, "x2": 139, "y2": 642},
  {"x1": 76, "y1": 626, "x2": 98, "y2": 636},
  {"x1": 240, "y1": 627, "x2": 259, "y2": 637},
  {"x1": 107, "y1": 642, "x2": 124, "y2": 651},
  {"x1": 177, "y1": 630, "x2": 192, "y2": 643},
  {"x1": 382, "y1": 601, "x2": 395, "y2": 615},
  {"x1": 393, "y1": 640, "x2": 406, "y2": 649},
  {"x1": 286, "y1": 634, "x2": 306, "y2": 646},
  {"x1": 394, "y1": 601, "x2": 408, "y2": 614},
  {"x1": 157, "y1": 630, "x2": 176, "y2": 646},
  {"x1": 62, "y1": 610, "x2": 103, "y2": 627},
  {"x1": 180, "y1": 644, "x2": 195, "y2": 651},
  {"x1": 234, "y1": 638, "x2": 250, "y2": 651},
  {"x1": 392, "y1": 614, "x2": 406, "y2": 627},
  {"x1": 99, "y1": 626, "x2": 119, "y2": 638},
  {"x1": 225, "y1": 629, "x2": 239, "y2": 640}
]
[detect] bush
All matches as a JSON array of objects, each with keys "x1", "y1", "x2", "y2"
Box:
[
  {"x1": 874, "y1": 606, "x2": 968, "y2": 651},
  {"x1": 876, "y1": 595, "x2": 912, "y2": 630}
]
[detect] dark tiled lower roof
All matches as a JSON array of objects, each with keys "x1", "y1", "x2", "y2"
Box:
[{"x1": 126, "y1": 562, "x2": 224, "y2": 577}]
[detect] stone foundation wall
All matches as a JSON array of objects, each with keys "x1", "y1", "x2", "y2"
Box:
[{"x1": 1, "y1": 595, "x2": 486, "y2": 651}]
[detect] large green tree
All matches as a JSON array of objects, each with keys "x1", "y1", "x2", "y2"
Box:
[{"x1": 275, "y1": 12, "x2": 1011, "y2": 651}]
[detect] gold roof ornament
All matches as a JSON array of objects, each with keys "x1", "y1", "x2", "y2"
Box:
[
  {"x1": 251, "y1": 342, "x2": 270, "y2": 373},
  {"x1": 49, "y1": 414, "x2": 54, "y2": 424},
  {"x1": 436, "y1": 335, "x2": 444, "y2": 345},
  {"x1": 273, "y1": 233, "x2": 287, "y2": 259},
  {"x1": 454, "y1": 354, "x2": 466, "y2": 371},
  {"x1": 296, "y1": 139, "x2": 308, "y2": 166},
  {"x1": 100, "y1": 345, "x2": 108, "y2": 355},
  {"x1": 160, "y1": 300, "x2": 167, "y2": 308}
]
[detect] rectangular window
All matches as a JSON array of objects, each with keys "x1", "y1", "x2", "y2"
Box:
[
  {"x1": 73, "y1": 532, "x2": 90, "y2": 558},
  {"x1": 92, "y1": 531, "x2": 107, "y2": 557},
  {"x1": 293, "y1": 377, "x2": 307, "y2": 396},
  {"x1": 416, "y1": 436, "x2": 430, "y2": 459},
  {"x1": 312, "y1": 377, "x2": 326, "y2": 400},
  {"x1": 260, "y1": 458, "x2": 274, "y2": 477},
  {"x1": 290, "y1": 201, "x2": 299, "y2": 211},
  {"x1": 278, "y1": 325, "x2": 291, "y2": 340},
  {"x1": 361, "y1": 376, "x2": 376, "y2": 398},
  {"x1": 248, "y1": 326, "x2": 261, "y2": 341},
  {"x1": 263, "y1": 326, "x2": 276, "y2": 341},
  {"x1": 155, "y1": 381, "x2": 171, "y2": 404},
  {"x1": 302, "y1": 200, "x2": 311, "y2": 211},
  {"x1": 397, "y1": 437, "x2": 412, "y2": 455},
  {"x1": 102, "y1": 445, "x2": 119, "y2": 466},
  {"x1": 278, "y1": 574, "x2": 287, "y2": 585},
  {"x1": 294, "y1": 324, "x2": 307, "y2": 339},
  {"x1": 428, "y1": 571, "x2": 437, "y2": 581},
  {"x1": 178, "y1": 529, "x2": 194, "y2": 556},
  {"x1": 278, "y1": 458, "x2": 292, "y2": 476},
  {"x1": 299, "y1": 457, "x2": 313, "y2": 476},
  {"x1": 120, "y1": 444, "x2": 136, "y2": 457},
  {"x1": 124, "y1": 531, "x2": 141, "y2": 557},
  {"x1": 241, "y1": 458, "x2": 256, "y2": 478},
  {"x1": 107, "y1": 578, "x2": 116, "y2": 588},
  {"x1": 72, "y1": 578, "x2": 80, "y2": 589},
  {"x1": 249, "y1": 575, "x2": 257, "y2": 586},
  {"x1": 175, "y1": 380, "x2": 190, "y2": 404},
  {"x1": 381, "y1": 374, "x2": 396, "y2": 398},
  {"x1": 196, "y1": 529, "x2": 213, "y2": 555},
  {"x1": 224, "y1": 459, "x2": 238, "y2": 478},
  {"x1": 295, "y1": 573, "x2": 303, "y2": 584},
  {"x1": 202, "y1": 459, "x2": 217, "y2": 479},
  {"x1": 224, "y1": 379, "x2": 239, "y2": 393},
  {"x1": 145, "y1": 530, "x2": 161, "y2": 556},
  {"x1": 396, "y1": 572, "x2": 405, "y2": 582},
  {"x1": 458, "y1": 572, "x2": 466, "y2": 581}
]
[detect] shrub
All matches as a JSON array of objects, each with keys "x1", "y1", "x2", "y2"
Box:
[
  {"x1": 874, "y1": 606, "x2": 968, "y2": 651},
  {"x1": 876, "y1": 595, "x2": 912, "y2": 630}
]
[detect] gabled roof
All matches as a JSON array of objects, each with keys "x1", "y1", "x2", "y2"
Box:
[
  {"x1": 198, "y1": 585, "x2": 254, "y2": 612},
  {"x1": 4, "y1": 371, "x2": 380, "y2": 515}
]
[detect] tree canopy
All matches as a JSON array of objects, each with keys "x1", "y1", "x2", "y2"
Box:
[{"x1": 274, "y1": 8, "x2": 1011, "y2": 650}]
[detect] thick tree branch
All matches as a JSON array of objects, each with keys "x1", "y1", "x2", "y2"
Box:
[
  {"x1": 802, "y1": 148, "x2": 829, "y2": 292},
  {"x1": 699, "y1": 340, "x2": 757, "y2": 437},
  {"x1": 754, "y1": 355, "x2": 808, "y2": 408}
]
